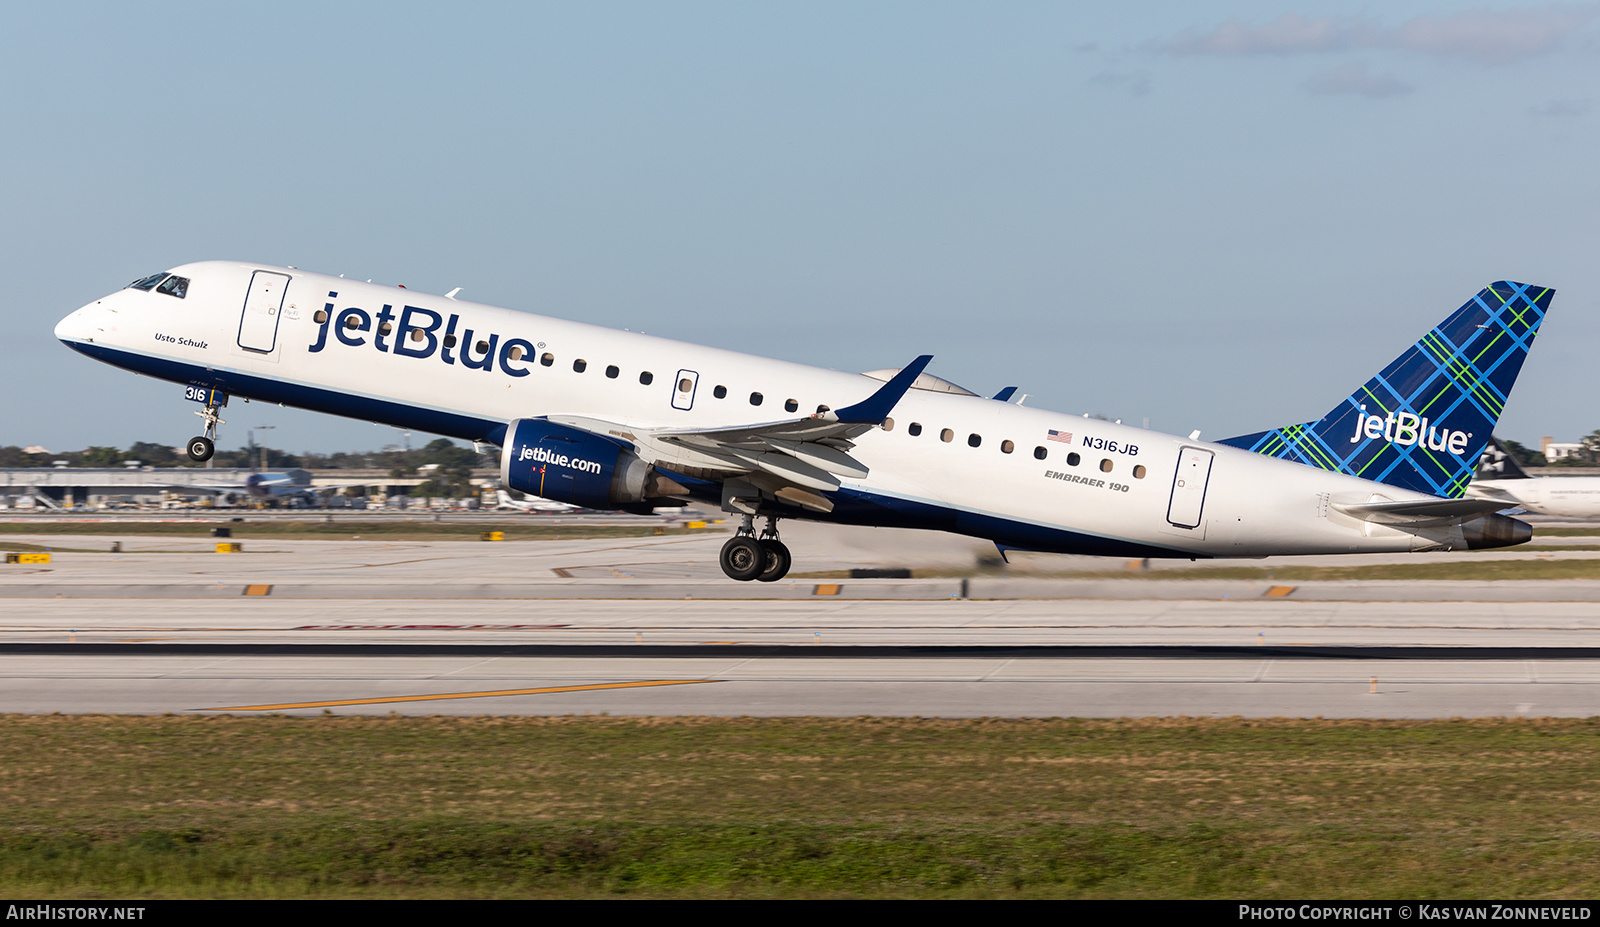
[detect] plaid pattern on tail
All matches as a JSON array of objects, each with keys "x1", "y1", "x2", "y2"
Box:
[{"x1": 1217, "y1": 281, "x2": 1552, "y2": 498}]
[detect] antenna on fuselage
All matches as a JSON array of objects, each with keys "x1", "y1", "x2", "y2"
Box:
[{"x1": 445, "y1": 288, "x2": 461, "y2": 300}]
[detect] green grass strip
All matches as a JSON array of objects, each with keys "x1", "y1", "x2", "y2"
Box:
[{"x1": 0, "y1": 715, "x2": 1598, "y2": 898}]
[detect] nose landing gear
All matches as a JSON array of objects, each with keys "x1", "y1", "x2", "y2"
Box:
[
  {"x1": 719, "y1": 514, "x2": 792, "y2": 582},
  {"x1": 186, "y1": 393, "x2": 226, "y2": 462}
]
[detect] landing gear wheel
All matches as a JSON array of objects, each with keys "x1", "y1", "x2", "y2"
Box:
[
  {"x1": 720, "y1": 536, "x2": 767, "y2": 581},
  {"x1": 186, "y1": 436, "x2": 214, "y2": 462},
  {"x1": 756, "y1": 539, "x2": 792, "y2": 583}
]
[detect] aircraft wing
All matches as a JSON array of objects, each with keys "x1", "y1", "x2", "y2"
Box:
[{"x1": 549, "y1": 355, "x2": 933, "y2": 512}]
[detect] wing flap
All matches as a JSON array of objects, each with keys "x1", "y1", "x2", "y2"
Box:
[{"x1": 545, "y1": 354, "x2": 930, "y2": 508}]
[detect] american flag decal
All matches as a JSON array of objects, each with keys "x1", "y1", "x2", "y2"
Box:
[{"x1": 1047, "y1": 430, "x2": 1073, "y2": 444}]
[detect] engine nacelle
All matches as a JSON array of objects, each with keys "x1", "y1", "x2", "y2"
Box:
[{"x1": 499, "y1": 418, "x2": 676, "y2": 509}]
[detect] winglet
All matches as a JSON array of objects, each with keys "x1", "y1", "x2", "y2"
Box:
[
  {"x1": 833, "y1": 355, "x2": 934, "y2": 424},
  {"x1": 992, "y1": 386, "x2": 1018, "y2": 402}
]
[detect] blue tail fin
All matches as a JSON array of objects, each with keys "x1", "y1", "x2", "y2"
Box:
[{"x1": 1217, "y1": 281, "x2": 1553, "y2": 497}]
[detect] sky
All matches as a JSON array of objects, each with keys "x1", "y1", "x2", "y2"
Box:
[{"x1": 4, "y1": 2, "x2": 1598, "y2": 455}]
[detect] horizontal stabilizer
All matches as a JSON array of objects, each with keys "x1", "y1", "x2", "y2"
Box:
[{"x1": 1331, "y1": 496, "x2": 1510, "y2": 525}]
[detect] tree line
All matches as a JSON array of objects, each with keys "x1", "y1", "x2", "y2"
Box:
[{"x1": 1499, "y1": 433, "x2": 1600, "y2": 468}]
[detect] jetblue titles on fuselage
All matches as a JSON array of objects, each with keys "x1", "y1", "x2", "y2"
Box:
[{"x1": 306, "y1": 291, "x2": 539, "y2": 379}]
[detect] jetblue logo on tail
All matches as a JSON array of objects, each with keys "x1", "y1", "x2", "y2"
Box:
[
  {"x1": 1349, "y1": 406, "x2": 1470, "y2": 456},
  {"x1": 1219, "y1": 281, "x2": 1552, "y2": 498}
]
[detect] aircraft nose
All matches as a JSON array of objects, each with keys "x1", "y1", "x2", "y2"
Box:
[{"x1": 55, "y1": 304, "x2": 97, "y2": 343}]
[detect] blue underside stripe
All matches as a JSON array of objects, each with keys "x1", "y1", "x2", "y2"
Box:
[{"x1": 66, "y1": 340, "x2": 1207, "y2": 560}]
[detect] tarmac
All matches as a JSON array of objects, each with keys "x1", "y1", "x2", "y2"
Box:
[{"x1": 1, "y1": 513, "x2": 1598, "y2": 718}]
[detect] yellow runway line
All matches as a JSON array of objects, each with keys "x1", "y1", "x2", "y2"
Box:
[{"x1": 202, "y1": 679, "x2": 716, "y2": 712}]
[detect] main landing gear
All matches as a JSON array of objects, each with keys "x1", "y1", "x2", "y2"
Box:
[
  {"x1": 719, "y1": 515, "x2": 791, "y2": 582},
  {"x1": 186, "y1": 395, "x2": 226, "y2": 462}
]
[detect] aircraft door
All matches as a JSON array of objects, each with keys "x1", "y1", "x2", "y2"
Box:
[
  {"x1": 1167, "y1": 447, "x2": 1214, "y2": 528},
  {"x1": 237, "y1": 271, "x2": 291, "y2": 353},
  {"x1": 671, "y1": 369, "x2": 699, "y2": 411}
]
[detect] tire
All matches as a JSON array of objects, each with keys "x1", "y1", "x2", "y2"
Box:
[
  {"x1": 186, "y1": 436, "x2": 214, "y2": 462},
  {"x1": 756, "y1": 539, "x2": 792, "y2": 582},
  {"x1": 719, "y1": 536, "x2": 766, "y2": 581}
]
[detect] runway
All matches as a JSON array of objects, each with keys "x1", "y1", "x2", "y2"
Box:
[{"x1": 2, "y1": 518, "x2": 1598, "y2": 718}]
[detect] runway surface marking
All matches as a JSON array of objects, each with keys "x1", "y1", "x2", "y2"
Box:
[{"x1": 201, "y1": 679, "x2": 717, "y2": 711}]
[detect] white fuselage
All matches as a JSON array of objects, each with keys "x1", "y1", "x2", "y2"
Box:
[
  {"x1": 1468, "y1": 478, "x2": 1600, "y2": 518},
  {"x1": 56, "y1": 261, "x2": 1502, "y2": 558}
]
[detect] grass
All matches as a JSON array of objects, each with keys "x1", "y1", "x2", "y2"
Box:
[
  {"x1": 0, "y1": 715, "x2": 1598, "y2": 898},
  {"x1": 0, "y1": 521, "x2": 720, "y2": 542}
]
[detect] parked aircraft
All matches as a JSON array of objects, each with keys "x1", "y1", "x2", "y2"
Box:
[
  {"x1": 56, "y1": 263, "x2": 1551, "y2": 580},
  {"x1": 1467, "y1": 438, "x2": 1600, "y2": 518},
  {"x1": 494, "y1": 488, "x2": 580, "y2": 514},
  {"x1": 156, "y1": 471, "x2": 321, "y2": 507}
]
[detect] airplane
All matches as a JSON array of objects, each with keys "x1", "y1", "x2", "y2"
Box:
[
  {"x1": 1467, "y1": 437, "x2": 1600, "y2": 518},
  {"x1": 155, "y1": 471, "x2": 324, "y2": 507},
  {"x1": 494, "y1": 488, "x2": 580, "y2": 514},
  {"x1": 55, "y1": 262, "x2": 1550, "y2": 581}
]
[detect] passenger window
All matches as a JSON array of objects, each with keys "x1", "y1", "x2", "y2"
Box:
[
  {"x1": 507, "y1": 345, "x2": 524, "y2": 360},
  {"x1": 940, "y1": 429, "x2": 954, "y2": 443},
  {"x1": 1001, "y1": 440, "x2": 1014, "y2": 454},
  {"x1": 475, "y1": 340, "x2": 490, "y2": 353},
  {"x1": 540, "y1": 353, "x2": 554, "y2": 366},
  {"x1": 314, "y1": 310, "x2": 328, "y2": 324},
  {"x1": 816, "y1": 404, "x2": 830, "y2": 414},
  {"x1": 1033, "y1": 446, "x2": 1046, "y2": 460},
  {"x1": 606, "y1": 365, "x2": 619, "y2": 379},
  {"x1": 750, "y1": 392, "x2": 764, "y2": 406},
  {"x1": 785, "y1": 399, "x2": 798, "y2": 413},
  {"x1": 883, "y1": 417, "x2": 894, "y2": 431},
  {"x1": 1067, "y1": 452, "x2": 1080, "y2": 466},
  {"x1": 379, "y1": 321, "x2": 393, "y2": 335},
  {"x1": 573, "y1": 359, "x2": 587, "y2": 373},
  {"x1": 713, "y1": 385, "x2": 727, "y2": 399},
  {"x1": 1133, "y1": 465, "x2": 1147, "y2": 479},
  {"x1": 967, "y1": 434, "x2": 981, "y2": 448},
  {"x1": 909, "y1": 423, "x2": 923, "y2": 437},
  {"x1": 1100, "y1": 458, "x2": 1113, "y2": 473},
  {"x1": 640, "y1": 371, "x2": 654, "y2": 385},
  {"x1": 410, "y1": 329, "x2": 425, "y2": 343},
  {"x1": 444, "y1": 335, "x2": 457, "y2": 348},
  {"x1": 156, "y1": 276, "x2": 189, "y2": 298},
  {"x1": 679, "y1": 378, "x2": 694, "y2": 393}
]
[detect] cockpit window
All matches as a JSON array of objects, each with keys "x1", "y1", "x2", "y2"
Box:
[
  {"x1": 156, "y1": 275, "x2": 189, "y2": 299},
  {"x1": 128, "y1": 273, "x2": 167, "y2": 291}
]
